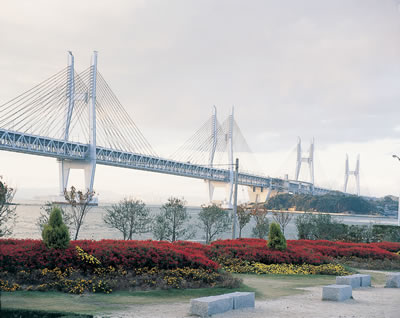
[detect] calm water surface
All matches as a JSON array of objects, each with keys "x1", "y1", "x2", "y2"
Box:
[{"x1": 10, "y1": 203, "x2": 398, "y2": 241}]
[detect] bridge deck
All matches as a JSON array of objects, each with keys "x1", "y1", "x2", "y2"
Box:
[{"x1": 0, "y1": 129, "x2": 329, "y2": 194}]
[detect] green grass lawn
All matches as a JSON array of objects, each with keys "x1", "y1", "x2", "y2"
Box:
[
  {"x1": 237, "y1": 273, "x2": 336, "y2": 299},
  {"x1": 1, "y1": 270, "x2": 385, "y2": 316},
  {"x1": 1, "y1": 286, "x2": 255, "y2": 315}
]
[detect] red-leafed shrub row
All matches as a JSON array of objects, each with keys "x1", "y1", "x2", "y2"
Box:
[
  {"x1": 290, "y1": 240, "x2": 399, "y2": 260},
  {"x1": 1, "y1": 239, "x2": 399, "y2": 273},
  {"x1": 209, "y1": 239, "x2": 399, "y2": 264},
  {"x1": 370, "y1": 242, "x2": 400, "y2": 253},
  {"x1": 208, "y1": 239, "x2": 327, "y2": 265},
  {"x1": 0, "y1": 239, "x2": 218, "y2": 273}
]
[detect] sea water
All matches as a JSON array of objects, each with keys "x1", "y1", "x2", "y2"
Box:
[{"x1": 9, "y1": 203, "x2": 398, "y2": 241}]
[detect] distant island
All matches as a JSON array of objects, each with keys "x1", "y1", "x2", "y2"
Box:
[{"x1": 265, "y1": 192, "x2": 398, "y2": 216}]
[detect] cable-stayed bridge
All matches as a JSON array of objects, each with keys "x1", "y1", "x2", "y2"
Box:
[{"x1": 0, "y1": 52, "x2": 333, "y2": 206}]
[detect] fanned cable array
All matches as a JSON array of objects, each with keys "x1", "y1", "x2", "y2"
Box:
[
  {"x1": 170, "y1": 113, "x2": 263, "y2": 175},
  {"x1": 95, "y1": 71, "x2": 157, "y2": 156},
  {"x1": 0, "y1": 67, "x2": 157, "y2": 157},
  {"x1": 170, "y1": 116, "x2": 227, "y2": 166},
  {"x1": 0, "y1": 67, "x2": 86, "y2": 143}
]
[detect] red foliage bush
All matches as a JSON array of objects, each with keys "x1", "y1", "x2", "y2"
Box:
[
  {"x1": 0, "y1": 239, "x2": 218, "y2": 273},
  {"x1": 208, "y1": 239, "x2": 327, "y2": 265},
  {"x1": 290, "y1": 240, "x2": 398, "y2": 260},
  {"x1": 1, "y1": 238, "x2": 398, "y2": 273},
  {"x1": 370, "y1": 242, "x2": 400, "y2": 253}
]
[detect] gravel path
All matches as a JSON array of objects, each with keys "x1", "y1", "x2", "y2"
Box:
[{"x1": 96, "y1": 285, "x2": 400, "y2": 318}]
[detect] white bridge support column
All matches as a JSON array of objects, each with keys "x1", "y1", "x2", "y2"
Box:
[
  {"x1": 344, "y1": 154, "x2": 360, "y2": 196},
  {"x1": 207, "y1": 106, "x2": 218, "y2": 202},
  {"x1": 87, "y1": 51, "x2": 97, "y2": 193},
  {"x1": 295, "y1": 137, "x2": 314, "y2": 191},
  {"x1": 59, "y1": 51, "x2": 75, "y2": 196},
  {"x1": 227, "y1": 107, "x2": 234, "y2": 208},
  {"x1": 58, "y1": 51, "x2": 97, "y2": 197}
]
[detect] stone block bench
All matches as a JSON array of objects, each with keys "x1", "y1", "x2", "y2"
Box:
[
  {"x1": 352, "y1": 274, "x2": 371, "y2": 287},
  {"x1": 226, "y1": 292, "x2": 255, "y2": 309},
  {"x1": 322, "y1": 284, "x2": 352, "y2": 301},
  {"x1": 336, "y1": 274, "x2": 371, "y2": 288},
  {"x1": 385, "y1": 273, "x2": 400, "y2": 288},
  {"x1": 190, "y1": 292, "x2": 255, "y2": 317}
]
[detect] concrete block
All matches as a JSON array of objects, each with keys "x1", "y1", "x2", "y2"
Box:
[
  {"x1": 322, "y1": 284, "x2": 352, "y2": 301},
  {"x1": 336, "y1": 275, "x2": 361, "y2": 289},
  {"x1": 353, "y1": 274, "x2": 371, "y2": 287},
  {"x1": 385, "y1": 273, "x2": 400, "y2": 288},
  {"x1": 190, "y1": 295, "x2": 233, "y2": 317},
  {"x1": 225, "y1": 292, "x2": 255, "y2": 309}
]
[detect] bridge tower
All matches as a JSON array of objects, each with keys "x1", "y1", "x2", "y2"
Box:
[
  {"x1": 206, "y1": 107, "x2": 236, "y2": 207},
  {"x1": 344, "y1": 154, "x2": 360, "y2": 196},
  {"x1": 227, "y1": 106, "x2": 235, "y2": 207},
  {"x1": 207, "y1": 106, "x2": 218, "y2": 202},
  {"x1": 58, "y1": 51, "x2": 97, "y2": 198},
  {"x1": 295, "y1": 137, "x2": 314, "y2": 189}
]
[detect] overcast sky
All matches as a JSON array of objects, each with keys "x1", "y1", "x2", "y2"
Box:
[{"x1": 1, "y1": 0, "x2": 400, "y2": 204}]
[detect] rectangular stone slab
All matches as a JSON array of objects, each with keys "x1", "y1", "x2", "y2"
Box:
[
  {"x1": 190, "y1": 295, "x2": 233, "y2": 317},
  {"x1": 385, "y1": 273, "x2": 400, "y2": 288},
  {"x1": 336, "y1": 275, "x2": 361, "y2": 288},
  {"x1": 353, "y1": 274, "x2": 371, "y2": 287},
  {"x1": 322, "y1": 284, "x2": 352, "y2": 301},
  {"x1": 225, "y1": 292, "x2": 255, "y2": 309}
]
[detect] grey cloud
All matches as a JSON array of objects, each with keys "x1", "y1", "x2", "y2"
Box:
[{"x1": 1, "y1": 0, "x2": 400, "y2": 155}]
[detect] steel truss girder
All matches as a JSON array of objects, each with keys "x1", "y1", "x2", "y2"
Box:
[{"x1": 0, "y1": 128, "x2": 331, "y2": 195}]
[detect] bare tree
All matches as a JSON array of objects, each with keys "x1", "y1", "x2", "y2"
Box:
[
  {"x1": 0, "y1": 177, "x2": 17, "y2": 237},
  {"x1": 198, "y1": 204, "x2": 230, "y2": 243},
  {"x1": 272, "y1": 210, "x2": 293, "y2": 235},
  {"x1": 152, "y1": 197, "x2": 194, "y2": 241},
  {"x1": 104, "y1": 198, "x2": 152, "y2": 240},
  {"x1": 250, "y1": 204, "x2": 269, "y2": 239},
  {"x1": 64, "y1": 186, "x2": 95, "y2": 240},
  {"x1": 237, "y1": 205, "x2": 251, "y2": 238}
]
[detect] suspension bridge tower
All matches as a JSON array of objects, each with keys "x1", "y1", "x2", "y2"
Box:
[
  {"x1": 295, "y1": 137, "x2": 314, "y2": 190},
  {"x1": 344, "y1": 154, "x2": 360, "y2": 196},
  {"x1": 58, "y1": 51, "x2": 97, "y2": 200}
]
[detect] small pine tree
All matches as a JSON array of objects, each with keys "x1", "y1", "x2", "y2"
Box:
[
  {"x1": 267, "y1": 222, "x2": 287, "y2": 251},
  {"x1": 42, "y1": 207, "x2": 70, "y2": 249}
]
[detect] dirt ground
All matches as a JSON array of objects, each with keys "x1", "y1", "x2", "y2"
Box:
[{"x1": 97, "y1": 285, "x2": 400, "y2": 318}]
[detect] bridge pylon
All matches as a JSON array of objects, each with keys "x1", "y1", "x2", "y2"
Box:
[
  {"x1": 294, "y1": 137, "x2": 314, "y2": 190},
  {"x1": 207, "y1": 106, "x2": 218, "y2": 202},
  {"x1": 344, "y1": 154, "x2": 360, "y2": 196},
  {"x1": 58, "y1": 51, "x2": 97, "y2": 198}
]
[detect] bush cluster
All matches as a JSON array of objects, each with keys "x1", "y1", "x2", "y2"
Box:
[
  {"x1": 296, "y1": 213, "x2": 400, "y2": 242},
  {"x1": 1, "y1": 238, "x2": 399, "y2": 294},
  {"x1": 0, "y1": 239, "x2": 218, "y2": 273},
  {"x1": 42, "y1": 207, "x2": 70, "y2": 249},
  {"x1": 267, "y1": 222, "x2": 287, "y2": 251}
]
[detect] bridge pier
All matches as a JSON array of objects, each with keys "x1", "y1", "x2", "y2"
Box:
[{"x1": 58, "y1": 159, "x2": 96, "y2": 196}]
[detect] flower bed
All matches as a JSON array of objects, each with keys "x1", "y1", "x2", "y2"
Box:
[
  {"x1": 1, "y1": 238, "x2": 399, "y2": 294},
  {"x1": 290, "y1": 240, "x2": 399, "y2": 260},
  {"x1": 208, "y1": 239, "x2": 327, "y2": 265},
  {"x1": 219, "y1": 257, "x2": 350, "y2": 276},
  {"x1": 0, "y1": 239, "x2": 218, "y2": 273},
  {"x1": 1, "y1": 239, "x2": 398, "y2": 274}
]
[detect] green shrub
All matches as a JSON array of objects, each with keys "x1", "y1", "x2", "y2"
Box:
[
  {"x1": 42, "y1": 207, "x2": 70, "y2": 249},
  {"x1": 267, "y1": 222, "x2": 287, "y2": 251},
  {"x1": 372, "y1": 225, "x2": 400, "y2": 242}
]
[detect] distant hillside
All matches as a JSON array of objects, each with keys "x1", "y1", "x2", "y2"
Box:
[{"x1": 265, "y1": 192, "x2": 390, "y2": 215}]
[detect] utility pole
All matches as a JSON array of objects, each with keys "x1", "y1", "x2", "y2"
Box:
[
  {"x1": 392, "y1": 154, "x2": 400, "y2": 226},
  {"x1": 232, "y1": 158, "x2": 239, "y2": 239}
]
